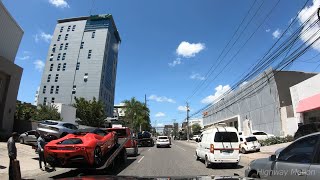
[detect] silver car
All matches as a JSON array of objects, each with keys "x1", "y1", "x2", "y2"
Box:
[
  {"x1": 37, "y1": 120, "x2": 78, "y2": 139},
  {"x1": 245, "y1": 132, "x2": 320, "y2": 179},
  {"x1": 19, "y1": 130, "x2": 38, "y2": 145}
]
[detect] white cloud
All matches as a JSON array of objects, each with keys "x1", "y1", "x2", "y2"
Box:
[
  {"x1": 149, "y1": 95, "x2": 176, "y2": 103},
  {"x1": 190, "y1": 72, "x2": 205, "y2": 80},
  {"x1": 201, "y1": 85, "x2": 231, "y2": 104},
  {"x1": 33, "y1": 60, "x2": 45, "y2": 72},
  {"x1": 177, "y1": 105, "x2": 191, "y2": 112},
  {"x1": 298, "y1": 0, "x2": 320, "y2": 52},
  {"x1": 34, "y1": 32, "x2": 52, "y2": 43},
  {"x1": 272, "y1": 29, "x2": 281, "y2": 39},
  {"x1": 155, "y1": 112, "x2": 166, "y2": 117},
  {"x1": 156, "y1": 123, "x2": 164, "y2": 127},
  {"x1": 168, "y1": 58, "x2": 182, "y2": 67},
  {"x1": 239, "y1": 81, "x2": 248, "y2": 87},
  {"x1": 266, "y1": 29, "x2": 271, "y2": 32},
  {"x1": 17, "y1": 56, "x2": 30, "y2": 60},
  {"x1": 176, "y1": 41, "x2": 205, "y2": 58},
  {"x1": 48, "y1": 0, "x2": 69, "y2": 8}
]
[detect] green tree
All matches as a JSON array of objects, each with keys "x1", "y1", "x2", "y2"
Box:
[
  {"x1": 192, "y1": 123, "x2": 202, "y2": 135},
  {"x1": 73, "y1": 97, "x2": 106, "y2": 127},
  {"x1": 33, "y1": 104, "x2": 61, "y2": 121},
  {"x1": 14, "y1": 101, "x2": 36, "y2": 121},
  {"x1": 122, "y1": 97, "x2": 151, "y2": 132}
]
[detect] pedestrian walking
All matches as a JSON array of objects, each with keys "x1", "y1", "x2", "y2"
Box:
[
  {"x1": 36, "y1": 133, "x2": 47, "y2": 170},
  {"x1": 7, "y1": 132, "x2": 18, "y2": 180}
]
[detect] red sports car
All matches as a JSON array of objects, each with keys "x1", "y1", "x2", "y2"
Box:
[{"x1": 44, "y1": 128, "x2": 117, "y2": 167}]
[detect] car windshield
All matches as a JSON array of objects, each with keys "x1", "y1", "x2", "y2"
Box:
[
  {"x1": 245, "y1": 136, "x2": 257, "y2": 142},
  {"x1": 214, "y1": 132, "x2": 238, "y2": 142},
  {"x1": 5, "y1": 0, "x2": 320, "y2": 179}
]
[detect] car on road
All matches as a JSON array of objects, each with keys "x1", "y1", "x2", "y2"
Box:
[
  {"x1": 19, "y1": 130, "x2": 38, "y2": 145},
  {"x1": 107, "y1": 127, "x2": 138, "y2": 156},
  {"x1": 195, "y1": 126, "x2": 240, "y2": 168},
  {"x1": 252, "y1": 130, "x2": 274, "y2": 141},
  {"x1": 239, "y1": 135, "x2": 260, "y2": 154},
  {"x1": 246, "y1": 132, "x2": 320, "y2": 179},
  {"x1": 156, "y1": 136, "x2": 171, "y2": 148},
  {"x1": 44, "y1": 128, "x2": 117, "y2": 167},
  {"x1": 192, "y1": 134, "x2": 200, "y2": 141},
  {"x1": 37, "y1": 120, "x2": 78, "y2": 139}
]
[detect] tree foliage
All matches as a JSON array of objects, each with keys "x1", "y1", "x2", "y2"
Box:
[
  {"x1": 122, "y1": 97, "x2": 151, "y2": 132},
  {"x1": 14, "y1": 101, "x2": 36, "y2": 121},
  {"x1": 33, "y1": 104, "x2": 61, "y2": 121},
  {"x1": 73, "y1": 97, "x2": 106, "y2": 127},
  {"x1": 192, "y1": 123, "x2": 202, "y2": 134}
]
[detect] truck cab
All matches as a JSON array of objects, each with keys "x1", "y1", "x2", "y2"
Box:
[{"x1": 107, "y1": 127, "x2": 138, "y2": 156}]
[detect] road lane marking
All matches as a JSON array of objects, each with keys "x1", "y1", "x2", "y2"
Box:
[
  {"x1": 138, "y1": 156, "x2": 145, "y2": 163},
  {"x1": 174, "y1": 144, "x2": 186, "y2": 151},
  {"x1": 148, "y1": 148, "x2": 151, "y2": 151}
]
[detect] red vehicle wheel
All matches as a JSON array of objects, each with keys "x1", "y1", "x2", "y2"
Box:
[{"x1": 94, "y1": 146, "x2": 102, "y2": 166}]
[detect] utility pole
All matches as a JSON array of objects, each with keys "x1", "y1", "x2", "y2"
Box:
[
  {"x1": 141, "y1": 94, "x2": 147, "y2": 132},
  {"x1": 186, "y1": 102, "x2": 190, "y2": 142}
]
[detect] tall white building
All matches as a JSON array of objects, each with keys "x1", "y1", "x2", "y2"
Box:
[{"x1": 37, "y1": 14, "x2": 121, "y2": 117}]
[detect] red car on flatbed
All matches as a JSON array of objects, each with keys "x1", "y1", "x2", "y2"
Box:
[
  {"x1": 44, "y1": 128, "x2": 117, "y2": 168},
  {"x1": 107, "y1": 127, "x2": 138, "y2": 156}
]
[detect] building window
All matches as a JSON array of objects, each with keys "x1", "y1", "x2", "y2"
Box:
[
  {"x1": 76, "y1": 62, "x2": 80, "y2": 70},
  {"x1": 72, "y1": 85, "x2": 76, "y2": 94},
  {"x1": 72, "y1": 25, "x2": 76, "y2": 31},
  {"x1": 51, "y1": 97, "x2": 55, "y2": 103},
  {"x1": 60, "y1": 26, "x2": 64, "y2": 33},
  {"x1": 84, "y1": 73, "x2": 88, "y2": 82},
  {"x1": 65, "y1": 34, "x2": 69, "y2": 41},
  {"x1": 50, "y1": 64, "x2": 53, "y2": 71},
  {"x1": 49, "y1": 54, "x2": 54, "y2": 61},
  {"x1": 67, "y1": 25, "x2": 71, "y2": 32},
  {"x1": 62, "y1": 53, "x2": 66, "y2": 60},
  {"x1": 57, "y1": 35, "x2": 61, "y2": 41},
  {"x1": 65, "y1": 43, "x2": 69, "y2": 50},
  {"x1": 43, "y1": 97, "x2": 47, "y2": 105},
  {"x1": 80, "y1": 42, "x2": 84, "y2": 49},
  {"x1": 57, "y1": 53, "x2": 61, "y2": 61},
  {"x1": 43, "y1": 86, "x2": 46, "y2": 94},
  {"x1": 55, "y1": 74, "x2": 59, "y2": 82},
  {"x1": 50, "y1": 86, "x2": 54, "y2": 94},
  {"x1": 55, "y1": 86, "x2": 59, "y2": 94},
  {"x1": 52, "y1": 44, "x2": 56, "y2": 53},
  {"x1": 88, "y1": 50, "x2": 92, "y2": 59},
  {"x1": 62, "y1": 63, "x2": 66, "y2": 71},
  {"x1": 57, "y1": 63, "x2": 61, "y2": 71},
  {"x1": 59, "y1": 43, "x2": 63, "y2": 50},
  {"x1": 47, "y1": 74, "x2": 51, "y2": 82},
  {"x1": 91, "y1": 31, "x2": 95, "y2": 38}
]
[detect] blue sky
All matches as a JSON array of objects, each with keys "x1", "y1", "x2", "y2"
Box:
[{"x1": 3, "y1": 0, "x2": 320, "y2": 127}]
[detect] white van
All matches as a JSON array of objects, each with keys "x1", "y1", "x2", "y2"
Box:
[{"x1": 195, "y1": 126, "x2": 240, "y2": 168}]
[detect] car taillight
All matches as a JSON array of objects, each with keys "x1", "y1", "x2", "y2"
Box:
[
  {"x1": 244, "y1": 142, "x2": 247, "y2": 145},
  {"x1": 75, "y1": 147, "x2": 86, "y2": 151},
  {"x1": 210, "y1": 144, "x2": 214, "y2": 153}
]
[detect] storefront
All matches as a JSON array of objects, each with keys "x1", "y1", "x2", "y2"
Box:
[{"x1": 296, "y1": 93, "x2": 320, "y2": 124}]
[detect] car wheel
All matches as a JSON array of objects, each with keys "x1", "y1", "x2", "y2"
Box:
[
  {"x1": 205, "y1": 156, "x2": 211, "y2": 168},
  {"x1": 195, "y1": 152, "x2": 200, "y2": 161},
  {"x1": 19, "y1": 137, "x2": 24, "y2": 144},
  {"x1": 94, "y1": 146, "x2": 102, "y2": 166},
  {"x1": 232, "y1": 163, "x2": 238, "y2": 168},
  {"x1": 256, "y1": 149, "x2": 260, "y2": 152},
  {"x1": 250, "y1": 172, "x2": 259, "y2": 178},
  {"x1": 241, "y1": 147, "x2": 247, "y2": 154},
  {"x1": 60, "y1": 132, "x2": 68, "y2": 138}
]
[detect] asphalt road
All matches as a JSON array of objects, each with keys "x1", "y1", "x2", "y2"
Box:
[{"x1": 30, "y1": 140, "x2": 249, "y2": 179}]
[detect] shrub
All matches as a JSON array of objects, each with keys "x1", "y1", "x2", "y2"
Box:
[{"x1": 259, "y1": 135, "x2": 294, "y2": 146}]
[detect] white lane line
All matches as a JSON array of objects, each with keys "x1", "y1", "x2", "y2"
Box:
[
  {"x1": 174, "y1": 144, "x2": 186, "y2": 151},
  {"x1": 138, "y1": 155, "x2": 145, "y2": 163},
  {"x1": 148, "y1": 148, "x2": 151, "y2": 151}
]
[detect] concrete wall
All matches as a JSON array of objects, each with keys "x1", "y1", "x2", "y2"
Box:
[{"x1": 51, "y1": 103, "x2": 76, "y2": 124}]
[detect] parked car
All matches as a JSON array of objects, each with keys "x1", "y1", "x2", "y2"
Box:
[
  {"x1": 246, "y1": 132, "x2": 320, "y2": 179},
  {"x1": 195, "y1": 126, "x2": 240, "y2": 168},
  {"x1": 252, "y1": 130, "x2": 274, "y2": 141},
  {"x1": 45, "y1": 128, "x2": 117, "y2": 167},
  {"x1": 294, "y1": 122, "x2": 320, "y2": 140},
  {"x1": 37, "y1": 120, "x2": 78, "y2": 139},
  {"x1": 192, "y1": 134, "x2": 200, "y2": 141},
  {"x1": 156, "y1": 136, "x2": 171, "y2": 148},
  {"x1": 239, "y1": 135, "x2": 260, "y2": 153},
  {"x1": 19, "y1": 130, "x2": 38, "y2": 145},
  {"x1": 107, "y1": 127, "x2": 138, "y2": 156}
]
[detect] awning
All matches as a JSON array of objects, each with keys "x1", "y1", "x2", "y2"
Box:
[{"x1": 296, "y1": 93, "x2": 320, "y2": 113}]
